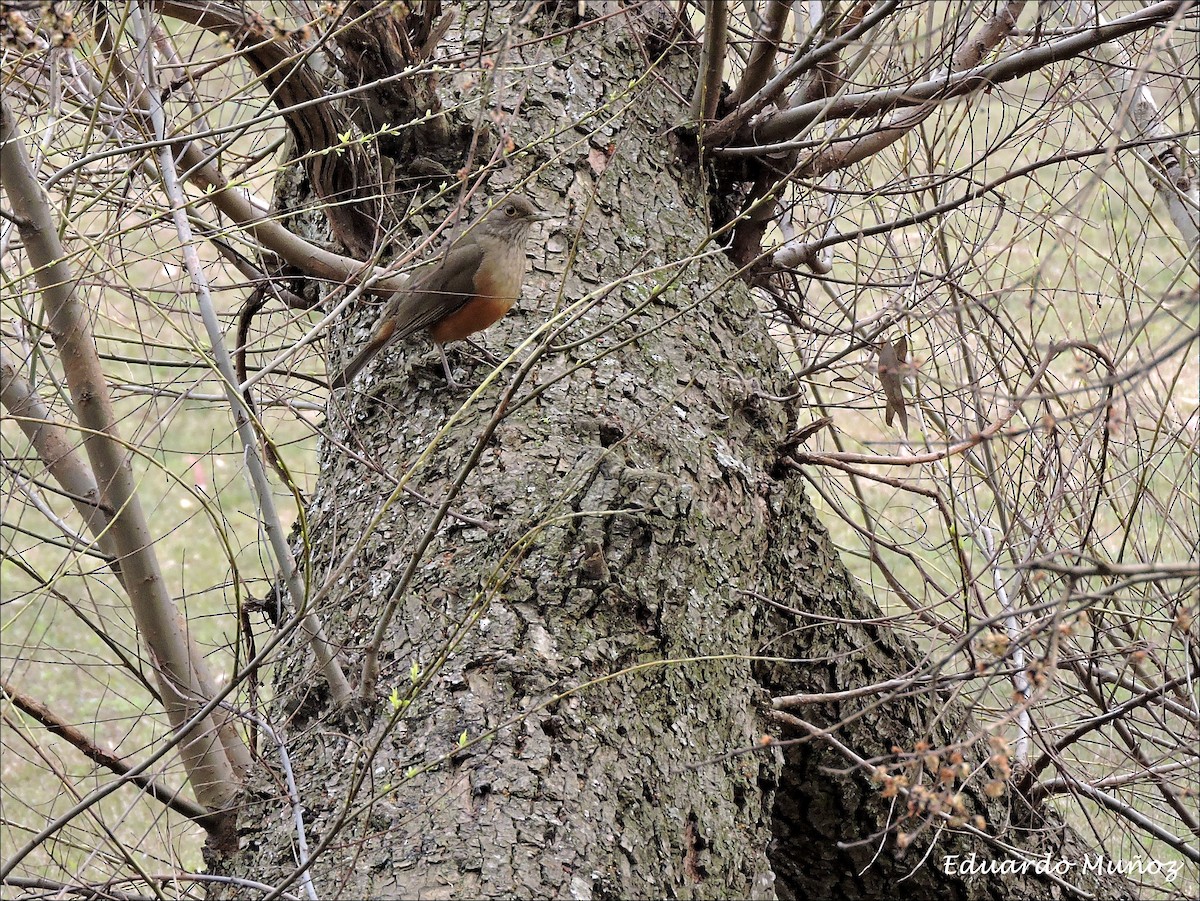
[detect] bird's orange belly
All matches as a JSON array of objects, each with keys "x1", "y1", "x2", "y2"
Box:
[{"x1": 429, "y1": 295, "x2": 515, "y2": 343}]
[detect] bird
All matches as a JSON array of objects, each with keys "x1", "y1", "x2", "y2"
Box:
[
  {"x1": 331, "y1": 194, "x2": 550, "y2": 389},
  {"x1": 877, "y1": 335, "x2": 909, "y2": 432}
]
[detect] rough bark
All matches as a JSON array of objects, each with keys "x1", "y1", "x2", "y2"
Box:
[
  {"x1": 213, "y1": 6, "x2": 1132, "y2": 899},
  {"x1": 231, "y1": 18, "x2": 785, "y2": 894}
]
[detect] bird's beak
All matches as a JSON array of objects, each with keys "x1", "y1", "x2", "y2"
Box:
[{"x1": 531, "y1": 210, "x2": 555, "y2": 222}]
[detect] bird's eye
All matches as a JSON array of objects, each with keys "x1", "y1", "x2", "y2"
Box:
[{"x1": 505, "y1": 204, "x2": 517, "y2": 217}]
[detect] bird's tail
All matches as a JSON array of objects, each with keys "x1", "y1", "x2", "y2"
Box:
[{"x1": 329, "y1": 320, "x2": 396, "y2": 389}]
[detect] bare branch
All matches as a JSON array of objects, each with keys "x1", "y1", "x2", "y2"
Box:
[
  {"x1": 1, "y1": 678, "x2": 215, "y2": 828},
  {"x1": 691, "y1": 0, "x2": 730, "y2": 122},
  {"x1": 1, "y1": 349, "x2": 114, "y2": 552},
  {"x1": 726, "y1": 0, "x2": 790, "y2": 108},
  {"x1": 0, "y1": 97, "x2": 245, "y2": 833},
  {"x1": 129, "y1": 3, "x2": 351, "y2": 704},
  {"x1": 723, "y1": 0, "x2": 1186, "y2": 151},
  {"x1": 796, "y1": 1, "x2": 1026, "y2": 178},
  {"x1": 704, "y1": 0, "x2": 901, "y2": 147}
]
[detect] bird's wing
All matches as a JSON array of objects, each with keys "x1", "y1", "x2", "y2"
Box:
[
  {"x1": 330, "y1": 240, "x2": 486, "y2": 388},
  {"x1": 387, "y1": 242, "x2": 485, "y2": 340}
]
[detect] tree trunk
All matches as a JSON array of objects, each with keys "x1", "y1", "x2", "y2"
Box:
[{"x1": 213, "y1": 7, "x2": 1129, "y2": 899}]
